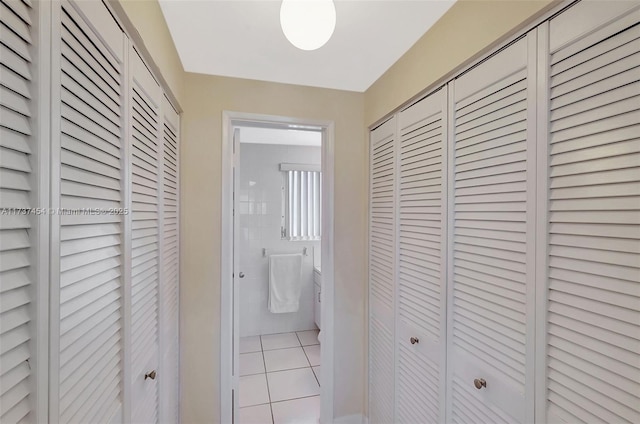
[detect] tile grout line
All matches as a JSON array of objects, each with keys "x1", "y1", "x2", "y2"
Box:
[
  {"x1": 242, "y1": 332, "x2": 320, "y2": 421},
  {"x1": 260, "y1": 335, "x2": 276, "y2": 424},
  {"x1": 262, "y1": 345, "x2": 305, "y2": 353},
  {"x1": 270, "y1": 394, "x2": 322, "y2": 405},
  {"x1": 297, "y1": 332, "x2": 321, "y2": 387},
  {"x1": 239, "y1": 401, "x2": 271, "y2": 408},
  {"x1": 244, "y1": 363, "x2": 312, "y2": 378},
  {"x1": 296, "y1": 332, "x2": 312, "y2": 368}
]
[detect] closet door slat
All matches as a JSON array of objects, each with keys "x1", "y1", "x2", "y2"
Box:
[
  {"x1": 159, "y1": 96, "x2": 180, "y2": 424},
  {"x1": 396, "y1": 88, "x2": 447, "y2": 423},
  {"x1": 130, "y1": 49, "x2": 161, "y2": 424},
  {"x1": 449, "y1": 35, "x2": 535, "y2": 424},
  {"x1": 368, "y1": 117, "x2": 396, "y2": 424},
  {"x1": 545, "y1": 4, "x2": 640, "y2": 423},
  {"x1": 54, "y1": 1, "x2": 125, "y2": 423},
  {"x1": 0, "y1": 0, "x2": 36, "y2": 421}
]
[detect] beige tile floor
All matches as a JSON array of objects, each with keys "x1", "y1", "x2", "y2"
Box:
[{"x1": 239, "y1": 330, "x2": 321, "y2": 424}]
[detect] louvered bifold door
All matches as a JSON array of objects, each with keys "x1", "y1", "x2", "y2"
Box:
[
  {"x1": 159, "y1": 96, "x2": 179, "y2": 424},
  {"x1": 542, "y1": 2, "x2": 640, "y2": 423},
  {"x1": 368, "y1": 117, "x2": 396, "y2": 424},
  {"x1": 395, "y1": 88, "x2": 447, "y2": 424},
  {"x1": 447, "y1": 34, "x2": 537, "y2": 424},
  {"x1": 0, "y1": 0, "x2": 38, "y2": 422},
  {"x1": 51, "y1": 0, "x2": 126, "y2": 422},
  {"x1": 129, "y1": 48, "x2": 162, "y2": 424}
]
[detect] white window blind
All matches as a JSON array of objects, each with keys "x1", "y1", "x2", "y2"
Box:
[{"x1": 281, "y1": 164, "x2": 321, "y2": 241}]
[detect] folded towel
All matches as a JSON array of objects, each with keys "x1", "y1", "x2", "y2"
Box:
[{"x1": 268, "y1": 253, "x2": 303, "y2": 313}]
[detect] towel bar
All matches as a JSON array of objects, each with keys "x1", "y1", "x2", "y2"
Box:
[{"x1": 263, "y1": 247, "x2": 307, "y2": 257}]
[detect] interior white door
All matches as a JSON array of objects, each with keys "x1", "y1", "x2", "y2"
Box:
[
  {"x1": 368, "y1": 117, "x2": 396, "y2": 424},
  {"x1": 50, "y1": 1, "x2": 126, "y2": 422},
  {"x1": 0, "y1": 0, "x2": 39, "y2": 422},
  {"x1": 542, "y1": 2, "x2": 640, "y2": 422},
  {"x1": 159, "y1": 96, "x2": 180, "y2": 424},
  {"x1": 232, "y1": 127, "x2": 241, "y2": 422},
  {"x1": 130, "y1": 48, "x2": 162, "y2": 424},
  {"x1": 447, "y1": 33, "x2": 537, "y2": 424},
  {"x1": 395, "y1": 87, "x2": 448, "y2": 423}
]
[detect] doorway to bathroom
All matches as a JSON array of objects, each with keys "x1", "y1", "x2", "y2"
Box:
[{"x1": 221, "y1": 112, "x2": 335, "y2": 424}]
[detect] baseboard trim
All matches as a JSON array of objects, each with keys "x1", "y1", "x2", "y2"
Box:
[{"x1": 334, "y1": 413, "x2": 367, "y2": 424}]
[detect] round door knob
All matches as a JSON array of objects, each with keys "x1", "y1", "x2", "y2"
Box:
[
  {"x1": 145, "y1": 370, "x2": 157, "y2": 380},
  {"x1": 474, "y1": 378, "x2": 487, "y2": 389},
  {"x1": 410, "y1": 337, "x2": 419, "y2": 345},
  {"x1": 238, "y1": 272, "x2": 245, "y2": 279}
]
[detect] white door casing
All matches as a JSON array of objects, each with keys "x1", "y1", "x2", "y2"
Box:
[
  {"x1": 232, "y1": 127, "x2": 241, "y2": 421},
  {"x1": 221, "y1": 112, "x2": 335, "y2": 424}
]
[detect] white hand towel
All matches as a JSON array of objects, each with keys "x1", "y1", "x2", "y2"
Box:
[{"x1": 268, "y1": 253, "x2": 303, "y2": 313}]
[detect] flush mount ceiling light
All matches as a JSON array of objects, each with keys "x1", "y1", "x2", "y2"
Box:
[{"x1": 280, "y1": 0, "x2": 336, "y2": 51}]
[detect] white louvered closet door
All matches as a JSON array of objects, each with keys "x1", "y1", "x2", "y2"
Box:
[
  {"x1": 0, "y1": 0, "x2": 39, "y2": 422},
  {"x1": 160, "y1": 96, "x2": 180, "y2": 424},
  {"x1": 52, "y1": 0, "x2": 126, "y2": 422},
  {"x1": 542, "y1": 2, "x2": 640, "y2": 423},
  {"x1": 368, "y1": 117, "x2": 396, "y2": 424},
  {"x1": 395, "y1": 88, "x2": 447, "y2": 424},
  {"x1": 130, "y1": 48, "x2": 162, "y2": 424},
  {"x1": 447, "y1": 34, "x2": 537, "y2": 424}
]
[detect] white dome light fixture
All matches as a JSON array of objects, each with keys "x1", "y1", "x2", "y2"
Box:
[{"x1": 280, "y1": 0, "x2": 336, "y2": 51}]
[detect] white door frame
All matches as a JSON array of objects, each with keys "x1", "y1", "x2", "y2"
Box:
[{"x1": 221, "y1": 111, "x2": 335, "y2": 423}]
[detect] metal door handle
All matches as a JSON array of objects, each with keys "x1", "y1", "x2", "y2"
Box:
[
  {"x1": 474, "y1": 378, "x2": 487, "y2": 389},
  {"x1": 238, "y1": 272, "x2": 245, "y2": 278},
  {"x1": 145, "y1": 370, "x2": 157, "y2": 380},
  {"x1": 410, "y1": 337, "x2": 419, "y2": 345}
]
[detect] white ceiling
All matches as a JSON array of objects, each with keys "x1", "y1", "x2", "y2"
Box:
[
  {"x1": 239, "y1": 126, "x2": 322, "y2": 146},
  {"x1": 158, "y1": 0, "x2": 456, "y2": 92}
]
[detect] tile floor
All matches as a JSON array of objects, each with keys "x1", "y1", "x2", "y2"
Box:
[{"x1": 239, "y1": 330, "x2": 321, "y2": 424}]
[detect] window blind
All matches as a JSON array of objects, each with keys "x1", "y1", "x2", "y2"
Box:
[{"x1": 283, "y1": 167, "x2": 321, "y2": 241}]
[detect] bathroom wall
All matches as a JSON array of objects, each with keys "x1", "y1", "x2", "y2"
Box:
[{"x1": 238, "y1": 142, "x2": 321, "y2": 337}]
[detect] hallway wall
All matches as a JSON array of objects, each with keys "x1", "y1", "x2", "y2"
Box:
[
  {"x1": 116, "y1": 0, "x2": 185, "y2": 105},
  {"x1": 115, "y1": 0, "x2": 566, "y2": 422},
  {"x1": 364, "y1": 0, "x2": 557, "y2": 125},
  {"x1": 180, "y1": 74, "x2": 366, "y2": 423}
]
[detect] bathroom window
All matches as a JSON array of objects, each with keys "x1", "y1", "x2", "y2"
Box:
[{"x1": 281, "y1": 164, "x2": 321, "y2": 241}]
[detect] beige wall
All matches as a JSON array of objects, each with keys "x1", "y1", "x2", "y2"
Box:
[
  {"x1": 179, "y1": 73, "x2": 367, "y2": 423},
  {"x1": 364, "y1": 0, "x2": 557, "y2": 126},
  {"x1": 117, "y1": 0, "x2": 563, "y2": 422},
  {"x1": 116, "y1": 1, "x2": 368, "y2": 421},
  {"x1": 117, "y1": 0, "x2": 185, "y2": 105}
]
